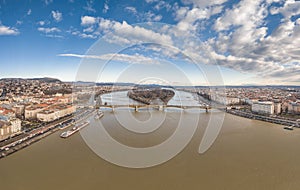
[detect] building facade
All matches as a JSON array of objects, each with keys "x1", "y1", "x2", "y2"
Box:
[
  {"x1": 24, "y1": 104, "x2": 48, "y2": 120},
  {"x1": 36, "y1": 104, "x2": 75, "y2": 122},
  {"x1": 288, "y1": 101, "x2": 300, "y2": 114},
  {"x1": 0, "y1": 118, "x2": 22, "y2": 140},
  {"x1": 274, "y1": 102, "x2": 282, "y2": 115},
  {"x1": 252, "y1": 101, "x2": 274, "y2": 115}
]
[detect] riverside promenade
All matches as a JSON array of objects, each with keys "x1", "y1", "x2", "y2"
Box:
[
  {"x1": 196, "y1": 92, "x2": 299, "y2": 128},
  {"x1": 227, "y1": 109, "x2": 300, "y2": 128},
  {"x1": 0, "y1": 108, "x2": 94, "y2": 159}
]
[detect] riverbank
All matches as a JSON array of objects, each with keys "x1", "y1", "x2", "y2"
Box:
[
  {"x1": 227, "y1": 109, "x2": 299, "y2": 128},
  {"x1": 196, "y1": 93, "x2": 300, "y2": 128},
  {"x1": 0, "y1": 108, "x2": 94, "y2": 159},
  {"x1": 0, "y1": 126, "x2": 60, "y2": 158}
]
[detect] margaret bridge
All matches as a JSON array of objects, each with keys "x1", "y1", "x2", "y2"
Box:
[{"x1": 98, "y1": 104, "x2": 211, "y2": 112}]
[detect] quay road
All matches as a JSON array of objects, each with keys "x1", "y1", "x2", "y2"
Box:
[
  {"x1": 227, "y1": 109, "x2": 300, "y2": 127},
  {"x1": 189, "y1": 91, "x2": 300, "y2": 128},
  {"x1": 0, "y1": 108, "x2": 95, "y2": 159}
]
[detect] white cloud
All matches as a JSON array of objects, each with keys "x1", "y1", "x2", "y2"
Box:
[
  {"x1": 272, "y1": 0, "x2": 300, "y2": 20},
  {"x1": 124, "y1": 7, "x2": 162, "y2": 22},
  {"x1": 173, "y1": 3, "x2": 224, "y2": 35},
  {"x1": 201, "y1": 0, "x2": 300, "y2": 82},
  {"x1": 78, "y1": 33, "x2": 97, "y2": 39},
  {"x1": 0, "y1": 25, "x2": 19, "y2": 35},
  {"x1": 65, "y1": 1, "x2": 300, "y2": 83},
  {"x1": 125, "y1": 6, "x2": 137, "y2": 14},
  {"x1": 67, "y1": 27, "x2": 97, "y2": 39},
  {"x1": 176, "y1": 7, "x2": 210, "y2": 31},
  {"x1": 103, "y1": 0, "x2": 109, "y2": 13},
  {"x1": 154, "y1": 1, "x2": 172, "y2": 11},
  {"x1": 83, "y1": 26, "x2": 95, "y2": 33},
  {"x1": 38, "y1": 21, "x2": 46, "y2": 26},
  {"x1": 174, "y1": 7, "x2": 189, "y2": 20},
  {"x1": 84, "y1": 0, "x2": 96, "y2": 13},
  {"x1": 145, "y1": 0, "x2": 159, "y2": 3},
  {"x1": 38, "y1": 27, "x2": 61, "y2": 33},
  {"x1": 81, "y1": 16, "x2": 98, "y2": 26},
  {"x1": 58, "y1": 53, "x2": 161, "y2": 64},
  {"x1": 51, "y1": 11, "x2": 62, "y2": 22},
  {"x1": 211, "y1": 5, "x2": 223, "y2": 15},
  {"x1": 98, "y1": 18, "x2": 173, "y2": 46},
  {"x1": 144, "y1": 11, "x2": 162, "y2": 22},
  {"x1": 182, "y1": 0, "x2": 228, "y2": 8},
  {"x1": 214, "y1": 0, "x2": 267, "y2": 32},
  {"x1": 145, "y1": 0, "x2": 171, "y2": 11},
  {"x1": 45, "y1": 34, "x2": 64, "y2": 39}
]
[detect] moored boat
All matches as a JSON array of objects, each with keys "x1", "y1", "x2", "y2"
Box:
[
  {"x1": 284, "y1": 125, "x2": 294, "y2": 130},
  {"x1": 60, "y1": 121, "x2": 90, "y2": 138},
  {"x1": 95, "y1": 110, "x2": 104, "y2": 119}
]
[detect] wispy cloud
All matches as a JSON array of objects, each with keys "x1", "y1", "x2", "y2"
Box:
[
  {"x1": 58, "y1": 53, "x2": 161, "y2": 64},
  {"x1": 44, "y1": 0, "x2": 53, "y2": 5},
  {"x1": 125, "y1": 6, "x2": 137, "y2": 15},
  {"x1": 38, "y1": 27, "x2": 61, "y2": 33},
  {"x1": 27, "y1": 9, "x2": 32, "y2": 15},
  {"x1": 38, "y1": 20, "x2": 46, "y2": 26},
  {"x1": 103, "y1": 0, "x2": 109, "y2": 13},
  {"x1": 78, "y1": 33, "x2": 97, "y2": 39},
  {"x1": 84, "y1": 0, "x2": 96, "y2": 13},
  {"x1": 124, "y1": 6, "x2": 163, "y2": 22},
  {"x1": 51, "y1": 10, "x2": 62, "y2": 22}
]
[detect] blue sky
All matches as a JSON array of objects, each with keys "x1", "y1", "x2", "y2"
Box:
[{"x1": 0, "y1": 0, "x2": 299, "y2": 85}]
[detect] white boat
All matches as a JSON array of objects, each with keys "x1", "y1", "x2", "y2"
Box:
[
  {"x1": 60, "y1": 121, "x2": 90, "y2": 138},
  {"x1": 95, "y1": 110, "x2": 104, "y2": 119},
  {"x1": 284, "y1": 125, "x2": 294, "y2": 130}
]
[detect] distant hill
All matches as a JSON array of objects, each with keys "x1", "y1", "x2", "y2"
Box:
[
  {"x1": 28, "y1": 77, "x2": 61, "y2": 83},
  {"x1": 0, "y1": 77, "x2": 61, "y2": 83}
]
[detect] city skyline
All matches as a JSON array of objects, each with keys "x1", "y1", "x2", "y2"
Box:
[{"x1": 0, "y1": 0, "x2": 299, "y2": 85}]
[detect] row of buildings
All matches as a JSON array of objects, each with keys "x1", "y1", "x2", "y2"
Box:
[
  {"x1": 251, "y1": 100, "x2": 300, "y2": 115},
  {"x1": 0, "y1": 102, "x2": 76, "y2": 141},
  {"x1": 0, "y1": 118, "x2": 22, "y2": 140},
  {"x1": 198, "y1": 87, "x2": 300, "y2": 116},
  {"x1": 0, "y1": 78, "x2": 76, "y2": 141},
  {"x1": 25, "y1": 103, "x2": 75, "y2": 122},
  {"x1": 0, "y1": 78, "x2": 126, "y2": 141}
]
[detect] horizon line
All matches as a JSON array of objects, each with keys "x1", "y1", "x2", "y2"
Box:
[{"x1": 0, "y1": 77, "x2": 300, "y2": 87}]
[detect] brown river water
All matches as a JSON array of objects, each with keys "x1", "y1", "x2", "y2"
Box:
[{"x1": 1, "y1": 110, "x2": 300, "y2": 190}]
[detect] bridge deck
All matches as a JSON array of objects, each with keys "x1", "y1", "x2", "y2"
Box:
[{"x1": 99, "y1": 104, "x2": 211, "y2": 109}]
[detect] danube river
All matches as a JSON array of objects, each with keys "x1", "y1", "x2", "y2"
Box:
[{"x1": 1, "y1": 91, "x2": 300, "y2": 190}]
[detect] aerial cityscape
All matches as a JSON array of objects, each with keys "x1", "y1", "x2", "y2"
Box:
[{"x1": 1, "y1": 0, "x2": 300, "y2": 190}]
